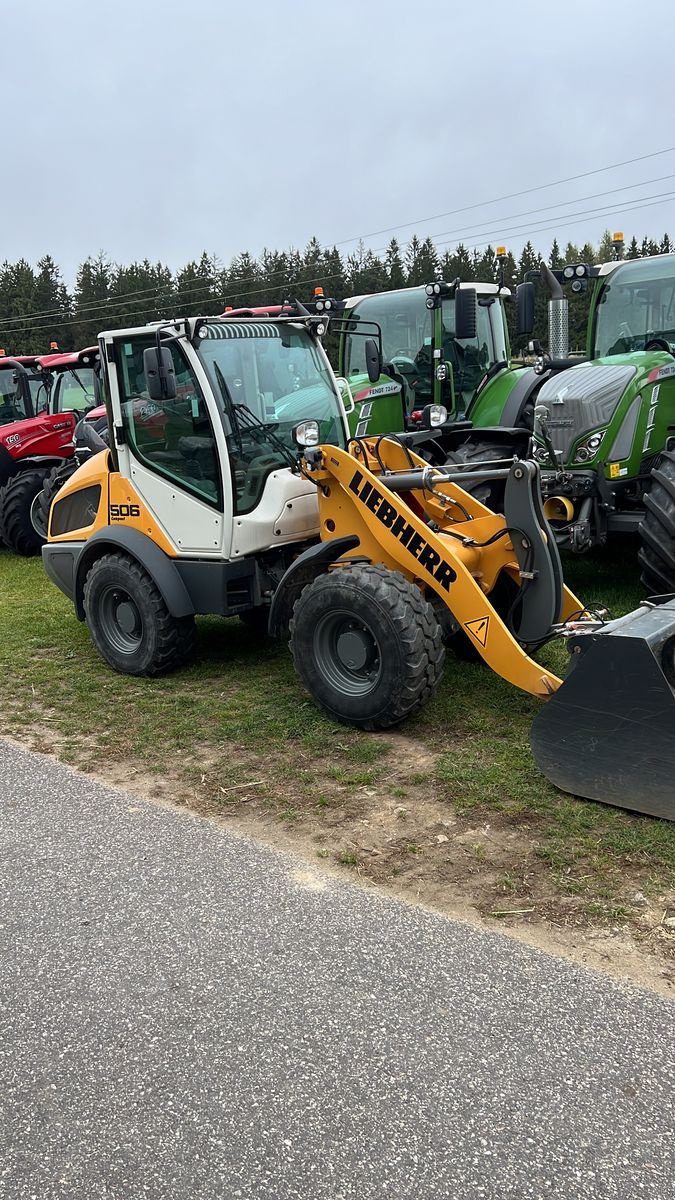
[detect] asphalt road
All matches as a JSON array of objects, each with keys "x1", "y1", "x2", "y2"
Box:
[{"x1": 0, "y1": 739, "x2": 673, "y2": 1200}]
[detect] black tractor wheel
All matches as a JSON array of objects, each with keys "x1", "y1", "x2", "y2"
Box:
[
  {"x1": 289, "y1": 564, "x2": 445, "y2": 730},
  {"x1": 0, "y1": 469, "x2": 50, "y2": 556},
  {"x1": 30, "y1": 461, "x2": 78, "y2": 541},
  {"x1": 639, "y1": 451, "x2": 675, "y2": 593},
  {"x1": 444, "y1": 438, "x2": 514, "y2": 513},
  {"x1": 83, "y1": 552, "x2": 196, "y2": 676}
]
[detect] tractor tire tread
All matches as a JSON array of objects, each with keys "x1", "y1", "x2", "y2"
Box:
[
  {"x1": 83, "y1": 552, "x2": 196, "y2": 676},
  {"x1": 444, "y1": 437, "x2": 511, "y2": 513},
  {"x1": 639, "y1": 452, "x2": 675, "y2": 593},
  {"x1": 289, "y1": 563, "x2": 444, "y2": 730},
  {"x1": 0, "y1": 468, "x2": 50, "y2": 556}
]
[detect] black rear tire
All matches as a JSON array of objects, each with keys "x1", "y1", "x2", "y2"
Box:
[
  {"x1": 83, "y1": 552, "x2": 196, "y2": 676},
  {"x1": 444, "y1": 437, "x2": 513, "y2": 513},
  {"x1": 31, "y1": 461, "x2": 78, "y2": 540},
  {"x1": 289, "y1": 564, "x2": 445, "y2": 730},
  {"x1": 639, "y1": 451, "x2": 675, "y2": 593},
  {"x1": 0, "y1": 469, "x2": 50, "y2": 555}
]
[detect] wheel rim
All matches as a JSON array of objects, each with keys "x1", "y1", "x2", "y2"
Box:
[
  {"x1": 29, "y1": 494, "x2": 47, "y2": 539},
  {"x1": 313, "y1": 609, "x2": 382, "y2": 697},
  {"x1": 99, "y1": 584, "x2": 144, "y2": 653}
]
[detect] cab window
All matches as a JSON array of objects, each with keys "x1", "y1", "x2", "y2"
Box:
[{"x1": 114, "y1": 337, "x2": 222, "y2": 509}]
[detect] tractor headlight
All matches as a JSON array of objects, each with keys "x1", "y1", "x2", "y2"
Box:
[
  {"x1": 428, "y1": 404, "x2": 448, "y2": 427},
  {"x1": 574, "y1": 429, "x2": 606, "y2": 463},
  {"x1": 293, "y1": 420, "x2": 320, "y2": 448}
]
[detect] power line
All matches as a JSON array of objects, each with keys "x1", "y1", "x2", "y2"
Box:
[
  {"x1": 1, "y1": 181, "x2": 674, "y2": 339},
  {"x1": 3, "y1": 169, "x2": 674, "y2": 335},
  {"x1": 331, "y1": 144, "x2": 675, "y2": 247},
  {"x1": 409, "y1": 176, "x2": 675, "y2": 247}
]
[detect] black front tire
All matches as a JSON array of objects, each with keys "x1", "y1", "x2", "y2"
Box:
[
  {"x1": 639, "y1": 451, "x2": 675, "y2": 593},
  {"x1": 290, "y1": 564, "x2": 445, "y2": 730},
  {"x1": 83, "y1": 552, "x2": 196, "y2": 676},
  {"x1": 0, "y1": 469, "x2": 50, "y2": 555},
  {"x1": 444, "y1": 438, "x2": 514, "y2": 513}
]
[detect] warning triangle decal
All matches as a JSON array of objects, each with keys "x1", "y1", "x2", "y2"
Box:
[{"x1": 464, "y1": 616, "x2": 490, "y2": 647}]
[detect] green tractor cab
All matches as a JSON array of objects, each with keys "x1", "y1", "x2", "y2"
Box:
[{"x1": 337, "y1": 280, "x2": 533, "y2": 447}]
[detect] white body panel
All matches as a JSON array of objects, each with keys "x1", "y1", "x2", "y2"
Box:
[
  {"x1": 126, "y1": 457, "x2": 225, "y2": 555},
  {"x1": 231, "y1": 470, "x2": 319, "y2": 558},
  {"x1": 345, "y1": 282, "x2": 509, "y2": 307}
]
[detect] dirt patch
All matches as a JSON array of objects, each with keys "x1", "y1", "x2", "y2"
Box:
[{"x1": 11, "y1": 725, "x2": 675, "y2": 1000}]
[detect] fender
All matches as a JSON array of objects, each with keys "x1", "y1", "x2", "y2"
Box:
[
  {"x1": 74, "y1": 526, "x2": 194, "y2": 620},
  {"x1": 269, "y1": 535, "x2": 360, "y2": 637}
]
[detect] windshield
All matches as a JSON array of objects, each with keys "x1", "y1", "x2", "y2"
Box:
[
  {"x1": 594, "y1": 257, "x2": 675, "y2": 357},
  {"x1": 197, "y1": 321, "x2": 345, "y2": 450},
  {"x1": 343, "y1": 286, "x2": 506, "y2": 410},
  {"x1": 52, "y1": 367, "x2": 97, "y2": 413}
]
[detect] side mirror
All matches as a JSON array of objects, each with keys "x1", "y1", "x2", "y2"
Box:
[
  {"x1": 516, "y1": 282, "x2": 536, "y2": 336},
  {"x1": 364, "y1": 337, "x2": 383, "y2": 384},
  {"x1": 143, "y1": 346, "x2": 176, "y2": 401},
  {"x1": 454, "y1": 287, "x2": 477, "y2": 339}
]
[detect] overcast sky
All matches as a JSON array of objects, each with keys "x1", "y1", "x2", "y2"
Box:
[{"x1": 4, "y1": 0, "x2": 674, "y2": 283}]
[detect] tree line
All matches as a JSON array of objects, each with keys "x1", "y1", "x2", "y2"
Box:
[{"x1": 0, "y1": 231, "x2": 671, "y2": 356}]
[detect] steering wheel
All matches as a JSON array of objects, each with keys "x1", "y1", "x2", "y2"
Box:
[{"x1": 645, "y1": 338, "x2": 674, "y2": 355}]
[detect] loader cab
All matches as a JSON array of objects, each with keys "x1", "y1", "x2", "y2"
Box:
[
  {"x1": 340, "y1": 283, "x2": 510, "y2": 425},
  {"x1": 101, "y1": 317, "x2": 348, "y2": 560}
]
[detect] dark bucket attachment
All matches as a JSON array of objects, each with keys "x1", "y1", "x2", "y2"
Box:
[{"x1": 530, "y1": 599, "x2": 675, "y2": 820}]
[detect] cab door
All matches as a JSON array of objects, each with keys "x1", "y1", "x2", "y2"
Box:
[{"x1": 103, "y1": 332, "x2": 232, "y2": 558}]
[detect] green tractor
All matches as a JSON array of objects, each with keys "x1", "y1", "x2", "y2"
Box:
[
  {"x1": 525, "y1": 252, "x2": 675, "y2": 592},
  {"x1": 336, "y1": 276, "x2": 534, "y2": 456},
  {"x1": 338, "y1": 254, "x2": 675, "y2": 592}
]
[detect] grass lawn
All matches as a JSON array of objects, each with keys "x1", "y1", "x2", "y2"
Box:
[{"x1": 1, "y1": 542, "x2": 673, "y2": 985}]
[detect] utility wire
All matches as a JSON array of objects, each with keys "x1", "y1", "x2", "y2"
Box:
[
  {"x1": 2, "y1": 172, "x2": 674, "y2": 334},
  {"x1": 2, "y1": 183, "x2": 675, "y2": 338},
  {"x1": 331, "y1": 145, "x2": 675, "y2": 247},
  {"x1": 1, "y1": 171, "x2": 672, "y2": 331}
]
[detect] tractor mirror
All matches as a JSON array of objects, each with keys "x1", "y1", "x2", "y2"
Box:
[
  {"x1": 143, "y1": 346, "x2": 176, "y2": 401},
  {"x1": 364, "y1": 337, "x2": 382, "y2": 384},
  {"x1": 455, "y1": 287, "x2": 477, "y2": 339},
  {"x1": 516, "y1": 282, "x2": 535, "y2": 337}
]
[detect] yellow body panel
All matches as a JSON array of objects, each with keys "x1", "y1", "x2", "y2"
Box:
[
  {"x1": 48, "y1": 450, "x2": 176, "y2": 557},
  {"x1": 309, "y1": 439, "x2": 585, "y2": 699}
]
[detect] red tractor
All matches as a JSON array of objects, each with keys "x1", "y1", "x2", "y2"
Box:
[{"x1": 0, "y1": 346, "x2": 101, "y2": 554}]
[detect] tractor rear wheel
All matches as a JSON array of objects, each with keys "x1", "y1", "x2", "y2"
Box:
[
  {"x1": 83, "y1": 552, "x2": 196, "y2": 676},
  {"x1": 289, "y1": 563, "x2": 445, "y2": 729},
  {"x1": 0, "y1": 469, "x2": 49, "y2": 556},
  {"x1": 30, "y1": 461, "x2": 77, "y2": 541},
  {"x1": 444, "y1": 437, "x2": 513, "y2": 513},
  {"x1": 639, "y1": 451, "x2": 675, "y2": 594}
]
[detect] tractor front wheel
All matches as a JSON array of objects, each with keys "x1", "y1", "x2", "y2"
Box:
[
  {"x1": 83, "y1": 553, "x2": 196, "y2": 676},
  {"x1": 0, "y1": 469, "x2": 50, "y2": 555},
  {"x1": 290, "y1": 564, "x2": 444, "y2": 730},
  {"x1": 639, "y1": 451, "x2": 675, "y2": 593},
  {"x1": 444, "y1": 437, "x2": 514, "y2": 513}
]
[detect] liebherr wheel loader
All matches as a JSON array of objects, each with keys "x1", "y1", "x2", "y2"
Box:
[{"x1": 42, "y1": 312, "x2": 675, "y2": 820}]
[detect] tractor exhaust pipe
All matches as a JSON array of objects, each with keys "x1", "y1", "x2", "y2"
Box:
[{"x1": 540, "y1": 263, "x2": 569, "y2": 360}]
